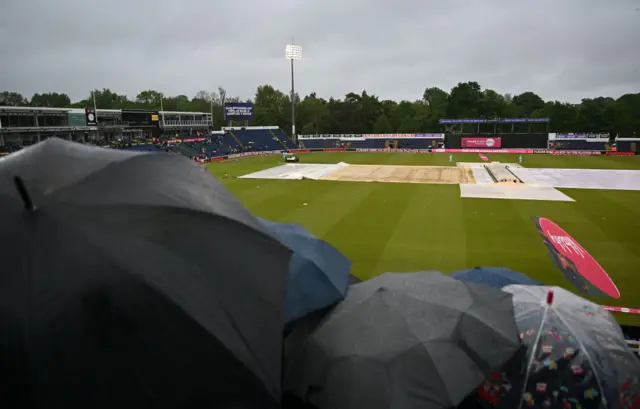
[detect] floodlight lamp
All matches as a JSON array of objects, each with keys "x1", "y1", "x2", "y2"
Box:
[{"x1": 285, "y1": 44, "x2": 303, "y2": 60}]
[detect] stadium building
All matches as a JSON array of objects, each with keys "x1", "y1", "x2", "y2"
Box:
[{"x1": 0, "y1": 105, "x2": 212, "y2": 153}]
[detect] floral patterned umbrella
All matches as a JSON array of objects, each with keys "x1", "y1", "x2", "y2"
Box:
[{"x1": 472, "y1": 285, "x2": 640, "y2": 409}]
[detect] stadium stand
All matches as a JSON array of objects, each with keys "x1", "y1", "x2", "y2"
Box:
[
  {"x1": 301, "y1": 138, "x2": 341, "y2": 149},
  {"x1": 222, "y1": 126, "x2": 297, "y2": 153}
]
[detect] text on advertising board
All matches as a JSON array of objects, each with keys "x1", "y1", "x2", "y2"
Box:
[{"x1": 461, "y1": 137, "x2": 502, "y2": 148}]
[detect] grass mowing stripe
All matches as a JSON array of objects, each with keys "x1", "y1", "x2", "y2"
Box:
[
  {"x1": 320, "y1": 183, "x2": 415, "y2": 280},
  {"x1": 461, "y1": 197, "x2": 551, "y2": 278},
  {"x1": 370, "y1": 184, "x2": 468, "y2": 274},
  {"x1": 279, "y1": 181, "x2": 380, "y2": 238}
]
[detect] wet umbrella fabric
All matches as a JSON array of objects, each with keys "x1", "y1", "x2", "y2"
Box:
[
  {"x1": 258, "y1": 218, "x2": 351, "y2": 324},
  {"x1": 0, "y1": 139, "x2": 292, "y2": 409},
  {"x1": 284, "y1": 274, "x2": 363, "y2": 371},
  {"x1": 284, "y1": 271, "x2": 522, "y2": 409},
  {"x1": 450, "y1": 267, "x2": 542, "y2": 289},
  {"x1": 347, "y1": 274, "x2": 361, "y2": 285},
  {"x1": 472, "y1": 285, "x2": 640, "y2": 409}
]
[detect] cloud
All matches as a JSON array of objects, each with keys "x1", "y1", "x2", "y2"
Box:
[{"x1": 0, "y1": 0, "x2": 638, "y2": 103}]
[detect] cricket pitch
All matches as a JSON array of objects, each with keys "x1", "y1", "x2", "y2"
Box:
[{"x1": 319, "y1": 164, "x2": 476, "y2": 184}]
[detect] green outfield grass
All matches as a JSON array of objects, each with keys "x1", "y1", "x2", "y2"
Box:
[{"x1": 208, "y1": 152, "x2": 640, "y2": 325}]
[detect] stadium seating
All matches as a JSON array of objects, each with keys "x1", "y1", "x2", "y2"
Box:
[
  {"x1": 271, "y1": 129, "x2": 297, "y2": 149},
  {"x1": 303, "y1": 139, "x2": 341, "y2": 149},
  {"x1": 554, "y1": 140, "x2": 607, "y2": 150},
  {"x1": 350, "y1": 139, "x2": 385, "y2": 149},
  {"x1": 120, "y1": 144, "x2": 160, "y2": 152},
  {"x1": 616, "y1": 140, "x2": 637, "y2": 153},
  {"x1": 233, "y1": 129, "x2": 281, "y2": 151}
]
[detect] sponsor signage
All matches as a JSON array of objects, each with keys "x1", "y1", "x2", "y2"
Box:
[
  {"x1": 439, "y1": 118, "x2": 549, "y2": 124},
  {"x1": 226, "y1": 150, "x2": 281, "y2": 159},
  {"x1": 300, "y1": 133, "x2": 444, "y2": 139},
  {"x1": 354, "y1": 148, "x2": 537, "y2": 154},
  {"x1": 362, "y1": 133, "x2": 444, "y2": 139},
  {"x1": 554, "y1": 133, "x2": 610, "y2": 139},
  {"x1": 461, "y1": 137, "x2": 502, "y2": 148},
  {"x1": 85, "y1": 108, "x2": 97, "y2": 126},
  {"x1": 533, "y1": 217, "x2": 620, "y2": 299},
  {"x1": 355, "y1": 148, "x2": 432, "y2": 153},
  {"x1": 224, "y1": 103, "x2": 253, "y2": 121},
  {"x1": 551, "y1": 150, "x2": 601, "y2": 156},
  {"x1": 166, "y1": 138, "x2": 206, "y2": 144},
  {"x1": 602, "y1": 305, "x2": 640, "y2": 315},
  {"x1": 210, "y1": 150, "x2": 281, "y2": 159}
]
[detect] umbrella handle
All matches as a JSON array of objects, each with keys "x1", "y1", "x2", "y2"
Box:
[{"x1": 546, "y1": 289, "x2": 554, "y2": 305}]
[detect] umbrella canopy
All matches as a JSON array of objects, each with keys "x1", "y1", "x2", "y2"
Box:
[
  {"x1": 284, "y1": 274, "x2": 364, "y2": 374},
  {"x1": 258, "y1": 218, "x2": 351, "y2": 324},
  {"x1": 473, "y1": 285, "x2": 640, "y2": 409},
  {"x1": 284, "y1": 271, "x2": 522, "y2": 409},
  {"x1": 347, "y1": 274, "x2": 362, "y2": 285},
  {"x1": 0, "y1": 139, "x2": 292, "y2": 409},
  {"x1": 450, "y1": 267, "x2": 542, "y2": 289}
]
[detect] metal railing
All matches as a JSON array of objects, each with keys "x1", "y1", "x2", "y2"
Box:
[{"x1": 627, "y1": 340, "x2": 640, "y2": 357}]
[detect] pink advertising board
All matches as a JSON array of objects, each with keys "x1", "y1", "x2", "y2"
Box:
[
  {"x1": 533, "y1": 217, "x2": 620, "y2": 299},
  {"x1": 461, "y1": 137, "x2": 502, "y2": 148}
]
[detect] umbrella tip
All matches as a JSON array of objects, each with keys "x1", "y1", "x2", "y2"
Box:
[
  {"x1": 546, "y1": 289, "x2": 554, "y2": 305},
  {"x1": 13, "y1": 176, "x2": 37, "y2": 212}
]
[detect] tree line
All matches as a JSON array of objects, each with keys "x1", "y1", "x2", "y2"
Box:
[{"x1": 1, "y1": 82, "x2": 638, "y2": 136}]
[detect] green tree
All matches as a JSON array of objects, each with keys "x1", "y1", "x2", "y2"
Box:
[
  {"x1": 253, "y1": 85, "x2": 287, "y2": 128},
  {"x1": 373, "y1": 114, "x2": 393, "y2": 133},
  {"x1": 299, "y1": 94, "x2": 329, "y2": 134},
  {"x1": 135, "y1": 90, "x2": 164, "y2": 107},
  {"x1": 0, "y1": 91, "x2": 28, "y2": 106},
  {"x1": 447, "y1": 82, "x2": 482, "y2": 118},
  {"x1": 30, "y1": 92, "x2": 71, "y2": 107},
  {"x1": 512, "y1": 92, "x2": 545, "y2": 116}
]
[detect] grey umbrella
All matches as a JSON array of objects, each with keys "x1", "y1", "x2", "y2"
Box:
[
  {"x1": 0, "y1": 139, "x2": 291, "y2": 409},
  {"x1": 284, "y1": 271, "x2": 522, "y2": 409}
]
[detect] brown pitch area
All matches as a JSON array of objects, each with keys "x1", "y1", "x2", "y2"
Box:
[{"x1": 320, "y1": 164, "x2": 476, "y2": 184}]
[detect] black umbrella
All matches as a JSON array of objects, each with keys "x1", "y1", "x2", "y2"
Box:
[
  {"x1": 0, "y1": 139, "x2": 292, "y2": 409},
  {"x1": 284, "y1": 271, "x2": 522, "y2": 409}
]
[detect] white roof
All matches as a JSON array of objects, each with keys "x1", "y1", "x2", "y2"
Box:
[
  {"x1": 0, "y1": 106, "x2": 70, "y2": 113},
  {"x1": 0, "y1": 106, "x2": 211, "y2": 116}
]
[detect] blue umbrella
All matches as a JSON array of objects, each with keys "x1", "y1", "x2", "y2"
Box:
[
  {"x1": 258, "y1": 218, "x2": 351, "y2": 324},
  {"x1": 450, "y1": 267, "x2": 542, "y2": 289}
]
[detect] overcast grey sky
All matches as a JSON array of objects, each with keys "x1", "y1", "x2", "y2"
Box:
[{"x1": 1, "y1": 0, "x2": 638, "y2": 103}]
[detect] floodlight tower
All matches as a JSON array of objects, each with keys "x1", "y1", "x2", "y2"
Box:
[{"x1": 285, "y1": 43, "x2": 302, "y2": 143}]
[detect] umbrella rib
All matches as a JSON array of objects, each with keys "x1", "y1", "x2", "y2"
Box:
[{"x1": 515, "y1": 303, "x2": 550, "y2": 409}]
